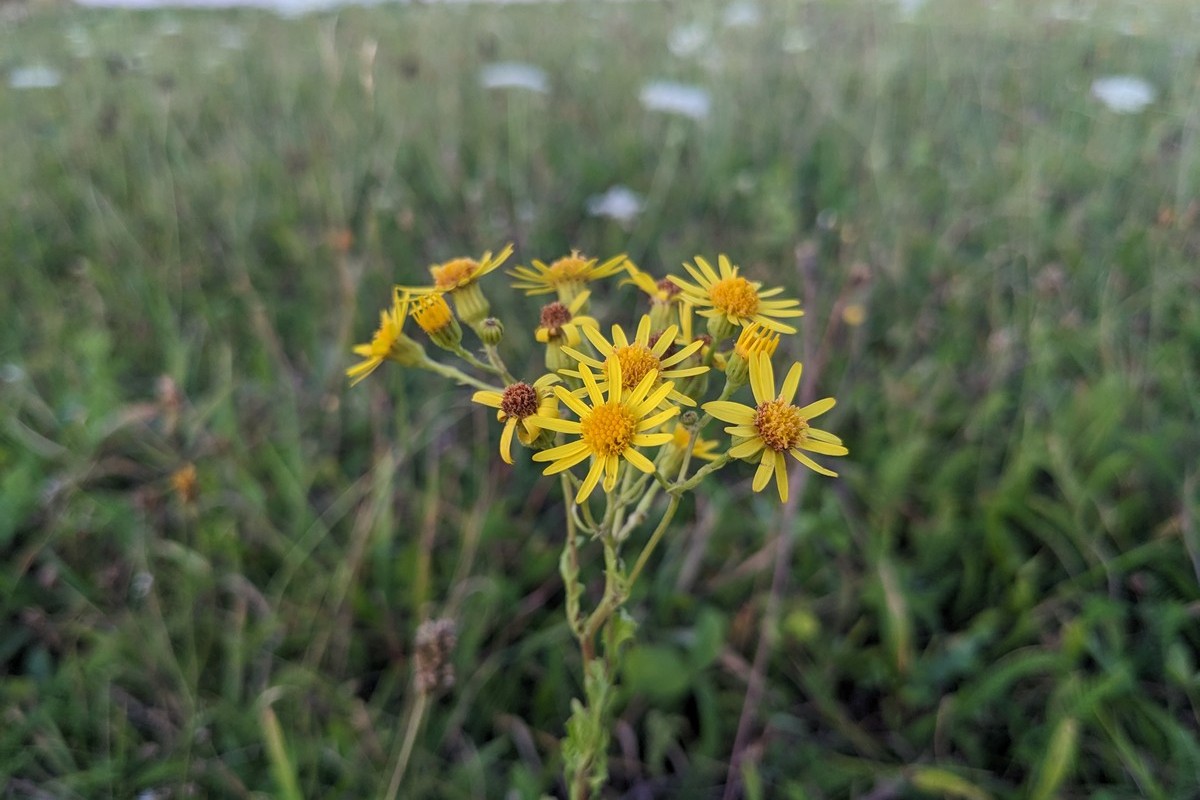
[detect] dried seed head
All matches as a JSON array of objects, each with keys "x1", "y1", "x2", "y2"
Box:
[
  {"x1": 539, "y1": 301, "x2": 573, "y2": 334},
  {"x1": 414, "y1": 618, "x2": 457, "y2": 693},
  {"x1": 500, "y1": 382, "x2": 540, "y2": 420}
]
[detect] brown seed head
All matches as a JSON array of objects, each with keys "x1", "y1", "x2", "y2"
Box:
[
  {"x1": 539, "y1": 301, "x2": 573, "y2": 334},
  {"x1": 500, "y1": 382, "x2": 540, "y2": 419},
  {"x1": 414, "y1": 618, "x2": 457, "y2": 693}
]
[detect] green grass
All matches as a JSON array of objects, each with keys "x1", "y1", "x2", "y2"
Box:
[{"x1": 2, "y1": 0, "x2": 1199, "y2": 797}]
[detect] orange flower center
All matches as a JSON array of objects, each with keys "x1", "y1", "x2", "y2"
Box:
[
  {"x1": 709, "y1": 276, "x2": 760, "y2": 318},
  {"x1": 580, "y1": 402, "x2": 637, "y2": 456},
  {"x1": 430, "y1": 258, "x2": 479, "y2": 290},
  {"x1": 613, "y1": 345, "x2": 661, "y2": 390},
  {"x1": 500, "y1": 382, "x2": 540, "y2": 419},
  {"x1": 754, "y1": 400, "x2": 807, "y2": 451},
  {"x1": 545, "y1": 254, "x2": 590, "y2": 285}
]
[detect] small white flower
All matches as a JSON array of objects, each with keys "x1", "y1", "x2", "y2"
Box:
[
  {"x1": 1091, "y1": 76, "x2": 1156, "y2": 114},
  {"x1": 639, "y1": 81, "x2": 711, "y2": 121},
  {"x1": 479, "y1": 62, "x2": 549, "y2": 94}
]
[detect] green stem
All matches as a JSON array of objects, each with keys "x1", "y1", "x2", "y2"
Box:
[
  {"x1": 383, "y1": 690, "x2": 429, "y2": 800},
  {"x1": 419, "y1": 357, "x2": 502, "y2": 393},
  {"x1": 483, "y1": 343, "x2": 517, "y2": 385},
  {"x1": 627, "y1": 494, "x2": 681, "y2": 590},
  {"x1": 672, "y1": 453, "x2": 732, "y2": 495},
  {"x1": 452, "y1": 346, "x2": 502, "y2": 378}
]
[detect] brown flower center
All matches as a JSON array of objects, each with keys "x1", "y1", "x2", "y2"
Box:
[
  {"x1": 656, "y1": 278, "x2": 682, "y2": 298},
  {"x1": 539, "y1": 301, "x2": 573, "y2": 334},
  {"x1": 754, "y1": 400, "x2": 807, "y2": 451},
  {"x1": 500, "y1": 382, "x2": 540, "y2": 419}
]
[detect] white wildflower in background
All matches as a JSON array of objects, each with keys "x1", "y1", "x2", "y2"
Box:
[
  {"x1": 1090, "y1": 76, "x2": 1156, "y2": 114},
  {"x1": 668, "y1": 22, "x2": 709, "y2": 58},
  {"x1": 639, "y1": 81, "x2": 711, "y2": 121},
  {"x1": 9, "y1": 65, "x2": 62, "y2": 89},
  {"x1": 479, "y1": 62, "x2": 549, "y2": 94},
  {"x1": 586, "y1": 186, "x2": 644, "y2": 226}
]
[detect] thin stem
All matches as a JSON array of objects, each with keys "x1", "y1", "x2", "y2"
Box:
[
  {"x1": 419, "y1": 357, "x2": 502, "y2": 393},
  {"x1": 627, "y1": 494, "x2": 680, "y2": 590},
  {"x1": 452, "y1": 346, "x2": 502, "y2": 377},
  {"x1": 483, "y1": 343, "x2": 517, "y2": 385},
  {"x1": 383, "y1": 690, "x2": 428, "y2": 800},
  {"x1": 671, "y1": 453, "x2": 731, "y2": 494}
]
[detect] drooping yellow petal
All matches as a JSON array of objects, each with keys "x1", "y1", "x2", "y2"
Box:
[
  {"x1": 773, "y1": 450, "x2": 789, "y2": 502},
  {"x1": 500, "y1": 418, "x2": 517, "y2": 464},
  {"x1": 752, "y1": 452, "x2": 775, "y2": 492},
  {"x1": 790, "y1": 448, "x2": 838, "y2": 477},
  {"x1": 624, "y1": 448, "x2": 656, "y2": 474},
  {"x1": 577, "y1": 458, "x2": 605, "y2": 503}
]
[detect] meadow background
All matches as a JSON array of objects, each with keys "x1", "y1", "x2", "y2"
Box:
[{"x1": 3, "y1": 0, "x2": 1200, "y2": 797}]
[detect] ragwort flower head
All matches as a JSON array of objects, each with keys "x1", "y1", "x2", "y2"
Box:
[
  {"x1": 410, "y1": 292, "x2": 463, "y2": 351},
  {"x1": 346, "y1": 290, "x2": 425, "y2": 385},
  {"x1": 396, "y1": 244, "x2": 514, "y2": 326},
  {"x1": 509, "y1": 250, "x2": 627, "y2": 303},
  {"x1": 531, "y1": 359, "x2": 679, "y2": 504},
  {"x1": 669, "y1": 254, "x2": 803, "y2": 342},
  {"x1": 560, "y1": 315, "x2": 708, "y2": 408},
  {"x1": 472, "y1": 374, "x2": 559, "y2": 464},
  {"x1": 703, "y1": 352, "x2": 847, "y2": 502},
  {"x1": 535, "y1": 290, "x2": 599, "y2": 348}
]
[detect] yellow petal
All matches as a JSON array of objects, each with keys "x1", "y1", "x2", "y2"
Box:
[
  {"x1": 797, "y1": 397, "x2": 836, "y2": 420},
  {"x1": 790, "y1": 449, "x2": 838, "y2": 477},
  {"x1": 576, "y1": 458, "x2": 604, "y2": 503},
  {"x1": 780, "y1": 363, "x2": 802, "y2": 404},
  {"x1": 752, "y1": 452, "x2": 775, "y2": 492},
  {"x1": 473, "y1": 390, "x2": 504, "y2": 408},
  {"x1": 773, "y1": 450, "x2": 789, "y2": 502},
  {"x1": 623, "y1": 448, "x2": 656, "y2": 474},
  {"x1": 703, "y1": 401, "x2": 756, "y2": 424},
  {"x1": 499, "y1": 418, "x2": 517, "y2": 465}
]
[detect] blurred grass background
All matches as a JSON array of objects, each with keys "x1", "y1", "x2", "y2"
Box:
[{"x1": 2, "y1": 0, "x2": 1199, "y2": 797}]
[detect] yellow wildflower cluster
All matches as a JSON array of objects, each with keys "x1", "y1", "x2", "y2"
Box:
[{"x1": 349, "y1": 248, "x2": 848, "y2": 504}]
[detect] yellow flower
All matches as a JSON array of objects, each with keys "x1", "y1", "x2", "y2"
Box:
[
  {"x1": 398, "y1": 244, "x2": 514, "y2": 295},
  {"x1": 410, "y1": 292, "x2": 463, "y2": 351},
  {"x1": 508, "y1": 251, "x2": 627, "y2": 302},
  {"x1": 472, "y1": 375, "x2": 559, "y2": 464},
  {"x1": 531, "y1": 359, "x2": 679, "y2": 504},
  {"x1": 396, "y1": 244, "x2": 514, "y2": 326},
  {"x1": 621, "y1": 261, "x2": 685, "y2": 305},
  {"x1": 724, "y1": 323, "x2": 781, "y2": 388},
  {"x1": 560, "y1": 315, "x2": 708, "y2": 407},
  {"x1": 667, "y1": 423, "x2": 720, "y2": 462},
  {"x1": 669, "y1": 254, "x2": 803, "y2": 341},
  {"x1": 622, "y1": 261, "x2": 686, "y2": 330},
  {"x1": 534, "y1": 290, "x2": 599, "y2": 347},
  {"x1": 703, "y1": 352, "x2": 847, "y2": 502},
  {"x1": 347, "y1": 291, "x2": 424, "y2": 385}
]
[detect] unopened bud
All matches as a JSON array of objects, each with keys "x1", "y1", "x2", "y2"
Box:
[{"x1": 477, "y1": 317, "x2": 504, "y2": 346}]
